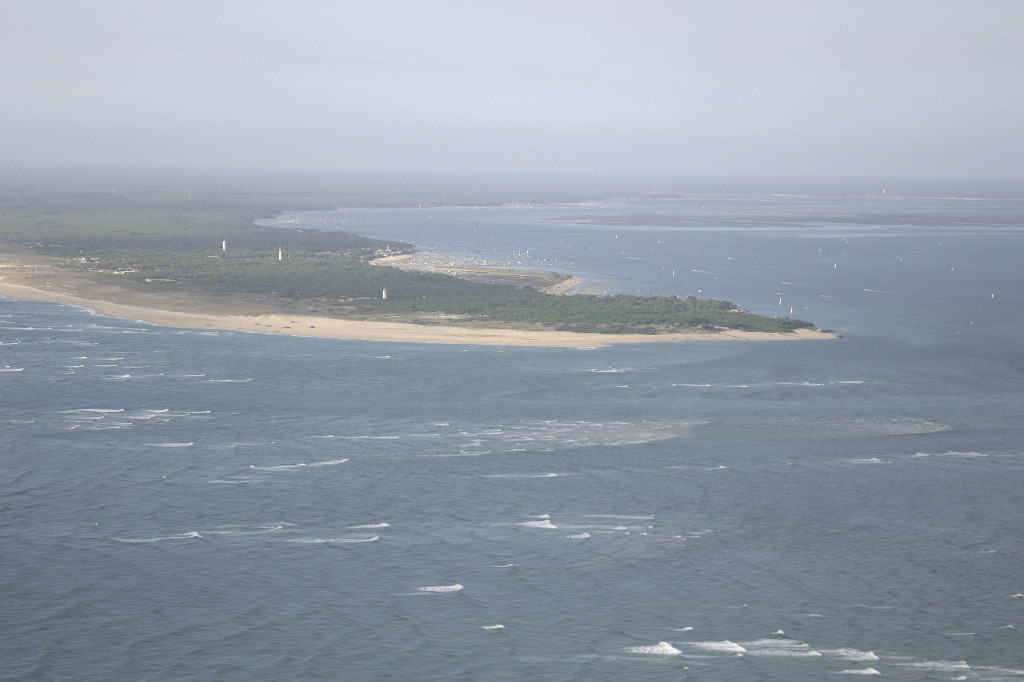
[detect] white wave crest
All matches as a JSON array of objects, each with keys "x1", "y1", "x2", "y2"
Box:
[
  {"x1": 741, "y1": 638, "x2": 821, "y2": 657},
  {"x1": 519, "y1": 519, "x2": 557, "y2": 529},
  {"x1": 897, "y1": 659, "x2": 970, "y2": 672},
  {"x1": 691, "y1": 640, "x2": 747, "y2": 653},
  {"x1": 922, "y1": 450, "x2": 991, "y2": 457},
  {"x1": 822, "y1": 648, "x2": 879, "y2": 662},
  {"x1": 116, "y1": 531, "x2": 203, "y2": 543},
  {"x1": 417, "y1": 584, "x2": 464, "y2": 593},
  {"x1": 249, "y1": 458, "x2": 349, "y2": 471},
  {"x1": 629, "y1": 641, "x2": 682, "y2": 655}
]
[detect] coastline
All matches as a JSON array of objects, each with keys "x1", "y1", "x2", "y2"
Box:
[{"x1": 0, "y1": 252, "x2": 837, "y2": 346}]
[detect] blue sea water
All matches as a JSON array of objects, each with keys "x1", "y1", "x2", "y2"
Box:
[{"x1": 2, "y1": 186, "x2": 1023, "y2": 680}]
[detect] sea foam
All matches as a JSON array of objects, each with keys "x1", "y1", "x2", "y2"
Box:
[
  {"x1": 519, "y1": 519, "x2": 558, "y2": 529},
  {"x1": 897, "y1": 659, "x2": 970, "y2": 673},
  {"x1": 289, "y1": 536, "x2": 379, "y2": 544},
  {"x1": 115, "y1": 531, "x2": 203, "y2": 543},
  {"x1": 741, "y1": 638, "x2": 821, "y2": 657},
  {"x1": 691, "y1": 640, "x2": 747, "y2": 654},
  {"x1": 822, "y1": 648, "x2": 879, "y2": 662},
  {"x1": 249, "y1": 458, "x2": 349, "y2": 471},
  {"x1": 836, "y1": 669, "x2": 881, "y2": 675},
  {"x1": 628, "y1": 641, "x2": 681, "y2": 655}
]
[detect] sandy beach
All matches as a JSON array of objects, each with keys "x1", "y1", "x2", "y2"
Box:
[{"x1": 0, "y1": 251, "x2": 837, "y2": 346}]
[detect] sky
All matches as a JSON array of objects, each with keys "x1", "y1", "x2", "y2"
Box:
[{"x1": 3, "y1": 0, "x2": 1023, "y2": 177}]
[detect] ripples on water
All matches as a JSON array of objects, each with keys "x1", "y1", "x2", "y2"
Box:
[{"x1": 3, "y1": 195, "x2": 1024, "y2": 680}]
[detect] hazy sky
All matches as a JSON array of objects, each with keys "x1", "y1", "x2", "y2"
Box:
[{"x1": 3, "y1": 0, "x2": 1022, "y2": 177}]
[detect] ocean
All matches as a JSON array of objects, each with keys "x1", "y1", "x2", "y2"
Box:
[{"x1": 2, "y1": 184, "x2": 1023, "y2": 680}]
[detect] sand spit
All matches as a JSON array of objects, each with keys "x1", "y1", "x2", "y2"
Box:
[{"x1": 0, "y1": 252, "x2": 837, "y2": 346}]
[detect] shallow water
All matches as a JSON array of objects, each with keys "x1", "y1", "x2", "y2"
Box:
[{"x1": 2, "y1": 188, "x2": 1023, "y2": 680}]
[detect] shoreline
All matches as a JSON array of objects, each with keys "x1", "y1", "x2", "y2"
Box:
[{"x1": 0, "y1": 252, "x2": 837, "y2": 346}]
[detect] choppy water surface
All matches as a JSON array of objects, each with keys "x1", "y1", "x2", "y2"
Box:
[{"x1": 3, "y1": 188, "x2": 1023, "y2": 680}]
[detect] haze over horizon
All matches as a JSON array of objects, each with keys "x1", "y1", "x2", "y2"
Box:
[{"x1": 4, "y1": 0, "x2": 1022, "y2": 178}]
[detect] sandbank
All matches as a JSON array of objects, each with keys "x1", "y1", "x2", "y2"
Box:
[
  {"x1": 372, "y1": 251, "x2": 582, "y2": 293},
  {"x1": 0, "y1": 252, "x2": 837, "y2": 346}
]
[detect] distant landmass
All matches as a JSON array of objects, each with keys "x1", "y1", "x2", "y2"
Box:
[{"x1": 0, "y1": 167, "x2": 826, "y2": 340}]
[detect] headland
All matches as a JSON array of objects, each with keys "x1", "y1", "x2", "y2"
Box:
[{"x1": 0, "y1": 249, "x2": 836, "y2": 346}]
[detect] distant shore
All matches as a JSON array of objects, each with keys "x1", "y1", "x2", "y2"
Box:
[{"x1": 0, "y1": 249, "x2": 838, "y2": 346}]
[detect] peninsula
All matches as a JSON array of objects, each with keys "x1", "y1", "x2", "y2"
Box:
[{"x1": 0, "y1": 168, "x2": 836, "y2": 346}]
